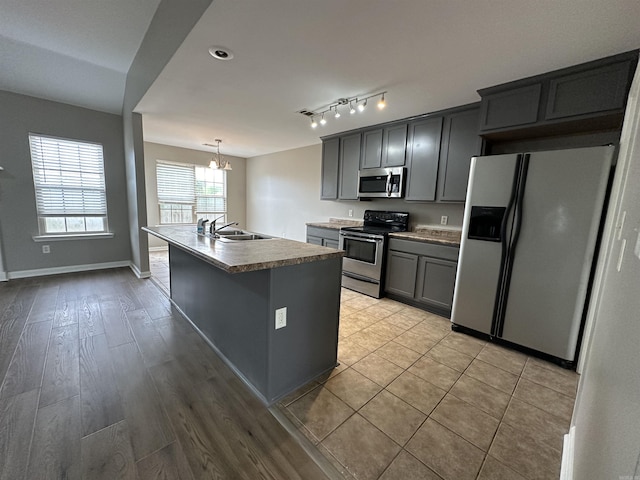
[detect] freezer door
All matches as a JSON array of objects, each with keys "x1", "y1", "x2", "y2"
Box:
[
  {"x1": 500, "y1": 146, "x2": 614, "y2": 360},
  {"x1": 451, "y1": 154, "x2": 519, "y2": 334}
]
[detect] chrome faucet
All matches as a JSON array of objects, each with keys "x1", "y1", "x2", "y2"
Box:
[
  {"x1": 211, "y1": 221, "x2": 239, "y2": 236},
  {"x1": 210, "y1": 214, "x2": 226, "y2": 233}
]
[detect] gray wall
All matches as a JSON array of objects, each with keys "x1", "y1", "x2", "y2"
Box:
[
  {"x1": 143, "y1": 141, "x2": 247, "y2": 249},
  {"x1": 0, "y1": 90, "x2": 131, "y2": 273},
  {"x1": 122, "y1": 0, "x2": 213, "y2": 275},
  {"x1": 246, "y1": 144, "x2": 464, "y2": 241}
]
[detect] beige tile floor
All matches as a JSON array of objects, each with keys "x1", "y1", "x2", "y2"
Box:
[
  {"x1": 279, "y1": 288, "x2": 579, "y2": 480},
  {"x1": 149, "y1": 250, "x2": 578, "y2": 480}
]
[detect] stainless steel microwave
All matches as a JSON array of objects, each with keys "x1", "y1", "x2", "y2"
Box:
[{"x1": 358, "y1": 167, "x2": 405, "y2": 198}]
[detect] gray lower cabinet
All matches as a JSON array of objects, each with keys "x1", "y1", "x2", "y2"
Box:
[
  {"x1": 307, "y1": 226, "x2": 340, "y2": 249},
  {"x1": 385, "y1": 238, "x2": 459, "y2": 317},
  {"x1": 385, "y1": 250, "x2": 418, "y2": 297}
]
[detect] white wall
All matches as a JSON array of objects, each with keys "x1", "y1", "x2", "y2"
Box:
[
  {"x1": 144, "y1": 142, "x2": 246, "y2": 249},
  {"x1": 569, "y1": 64, "x2": 640, "y2": 478},
  {"x1": 246, "y1": 144, "x2": 464, "y2": 241}
]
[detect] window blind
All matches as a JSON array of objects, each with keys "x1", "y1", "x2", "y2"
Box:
[
  {"x1": 156, "y1": 162, "x2": 195, "y2": 204},
  {"x1": 29, "y1": 134, "x2": 107, "y2": 216}
]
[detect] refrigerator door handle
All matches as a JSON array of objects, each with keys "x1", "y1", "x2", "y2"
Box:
[
  {"x1": 496, "y1": 153, "x2": 531, "y2": 337},
  {"x1": 491, "y1": 154, "x2": 524, "y2": 336}
]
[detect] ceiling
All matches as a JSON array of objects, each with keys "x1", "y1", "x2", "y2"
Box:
[{"x1": 2, "y1": 1, "x2": 640, "y2": 158}]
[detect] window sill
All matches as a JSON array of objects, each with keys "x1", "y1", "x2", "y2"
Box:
[{"x1": 33, "y1": 233, "x2": 115, "y2": 242}]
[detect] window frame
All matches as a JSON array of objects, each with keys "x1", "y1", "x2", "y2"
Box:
[
  {"x1": 155, "y1": 160, "x2": 227, "y2": 226},
  {"x1": 28, "y1": 133, "x2": 110, "y2": 238}
]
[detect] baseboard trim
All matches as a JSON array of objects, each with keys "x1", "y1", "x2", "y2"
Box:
[
  {"x1": 8, "y1": 260, "x2": 130, "y2": 279},
  {"x1": 129, "y1": 262, "x2": 151, "y2": 279},
  {"x1": 148, "y1": 246, "x2": 168, "y2": 252},
  {"x1": 560, "y1": 425, "x2": 575, "y2": 480}
]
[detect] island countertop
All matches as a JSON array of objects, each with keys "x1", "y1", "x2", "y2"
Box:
[{"x1": 143, "y1": 225, "x2": 344, "y2": 273}]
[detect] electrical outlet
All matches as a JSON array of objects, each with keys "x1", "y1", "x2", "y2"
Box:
[
  {"x1": 348, "y1": 209, "x2": 353, "y2": 217},
  {"x1": 440, "y1": 216, "x2": 448, "y2": 225},
  {"x1": 42, "y1": 245, "x2": 50, "y2": 254},
  {"x1": 275, "y1": 307, "x2": 287, "y2": 329}
]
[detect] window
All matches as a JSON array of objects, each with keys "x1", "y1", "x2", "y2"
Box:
[
  {"x1": 29, "y1": 134, "x2": 108, "y2": 235},
  {"x1": 156, "y1": 160, "x2": 226, "y2": 225}
]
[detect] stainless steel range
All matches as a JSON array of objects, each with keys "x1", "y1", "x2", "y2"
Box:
[{"x1": 339, "y1": 210, "x2": 409, "y2": 298}]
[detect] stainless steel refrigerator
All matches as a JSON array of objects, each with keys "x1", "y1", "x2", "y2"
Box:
[{"x1": 451, "y1": 145, "x2": 614, "y2": 366}]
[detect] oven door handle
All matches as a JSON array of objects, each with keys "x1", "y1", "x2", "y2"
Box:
[{"x1": 340, "y1": 235, "x2": 382, "y2": 243}]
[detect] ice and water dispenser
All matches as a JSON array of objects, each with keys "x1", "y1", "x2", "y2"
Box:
[{"x1": 468, "y1": 206, "x2": 506, "y2": 242}]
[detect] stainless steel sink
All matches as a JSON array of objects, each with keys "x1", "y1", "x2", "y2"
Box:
[
  {"x1": 215, "y1": 229, "x2": 245, "y2": 236},
  {"x1": 211, "y1": 230, "x2": 273, "y2": 242}
]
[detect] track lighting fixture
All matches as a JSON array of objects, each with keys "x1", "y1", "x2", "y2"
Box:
[{"x1": 298, "y1": 91, "x2": 387, "y2": 128}]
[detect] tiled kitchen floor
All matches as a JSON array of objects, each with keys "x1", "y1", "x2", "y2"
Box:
[
  {"x1": 149, "y1": 249, "x2": 578, "y2": 480},
  {"x1": 278, "y1": 288, "x2": 579, "y2": 480}
]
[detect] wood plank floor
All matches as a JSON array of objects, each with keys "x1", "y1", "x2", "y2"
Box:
[{"x1": 0, "y1": 268, "x2": 332, "y2": 480}]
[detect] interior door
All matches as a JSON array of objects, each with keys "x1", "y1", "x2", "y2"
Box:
[{"x1": 500, "y1": 146, "x2": 614, "y2": 360}]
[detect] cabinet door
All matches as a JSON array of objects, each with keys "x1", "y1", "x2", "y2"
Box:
[
  {"x1": 479, "y1": 83, "x2": 541, "y2": 132},
  {"x1": 385, "y1": 250, "x2": 418, "y2": 298},
  {"x1": 382, "y1": 123, "x2": 407, "y2": 167},
  {"x1": 339, "y1": 133, "x2": 362, "y2": 200},
  {"x1": 545, "y1": 60, "x2": 632, "y2": 120},
  {"x1": 307, "y1": 235, "x2": 323, "y2": 246},
  {"x1": 437, "y1": 107, "x2": 482, "y2": 202},
  {"x1": 405, "y1": 117, "x2": 443, "y2": 201},
  {"x1": 361, "y1": 129, "x2": 383, "y2": 169},
  {"x1": 415, "y1": 256, "x2": 457, "y2": 312},
  {"x1": 323, "y1": 239, "x2": 339, "y2": 249},
  {"x1": 321, "y1": 138, "x2": 340, "y2": 200}
]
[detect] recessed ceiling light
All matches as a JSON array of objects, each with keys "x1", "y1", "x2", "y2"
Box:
[{"x1": 208, "y1": 46, "x2": 234, "y2": 60}]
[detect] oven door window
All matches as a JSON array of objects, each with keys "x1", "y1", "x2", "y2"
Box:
[{"x1": 343, "y1": 237, "x2": 378, "y2": 264}]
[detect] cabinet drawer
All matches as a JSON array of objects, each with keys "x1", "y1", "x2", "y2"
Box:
[
  {"x1": 306, "y1": 226, "x2": 340, "y2": 242},
  {"x1": 388, "y1": 238, "x2": 459, "y2": 261}
]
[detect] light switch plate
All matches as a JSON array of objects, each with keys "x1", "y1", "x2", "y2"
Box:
[{"x1": 275, "y1": 307, "x2": 287, "y2": 329}]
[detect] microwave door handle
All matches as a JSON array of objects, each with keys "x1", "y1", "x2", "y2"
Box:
[{"x1": 386, "y1": 172, "x2": 392, "y2": 197}]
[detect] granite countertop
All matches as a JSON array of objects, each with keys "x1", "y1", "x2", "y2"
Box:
[
  {"x1": 306, "y1": 218, "x2": 363, "y2": 230},
  {"x1": 143, "y1": 226, "x2": 344, "y2": 273},
  {"x1": 389, "y1": 226, "x2": 462, "y2": 247}
]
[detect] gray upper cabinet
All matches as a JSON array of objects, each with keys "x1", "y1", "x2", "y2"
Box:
[
  {"x1": 545, "y1": 61, "x2": 632, "y2": 120},
  {"x1": 479, "y1": 84, "x2": 542, "y2": 131},
  {"x1": 478, "y1": 50, "x2": 638, "y2": 137},
  {"x1": 338, "y1": 133, "x2": 361, "y2": 200},
  {"x1": 361, "y1": 129, "x2": 383, "y2": 169},
  {"x1": 405, "y1": 117, "x2": 443, "y2": 201},
  {"x1": 382, "y1": 123, "x2": 408, "y2": 167},
  {"x1": 437, "y1": 106, "x2": 482, "y2": 202},
  {"x1": 320, "y1": 137, "x2": 340, "y2": 199}
]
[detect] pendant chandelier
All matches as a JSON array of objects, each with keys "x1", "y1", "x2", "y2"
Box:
[{"x1": 205, "y1": 139, "x2": 232, "y2": 171}]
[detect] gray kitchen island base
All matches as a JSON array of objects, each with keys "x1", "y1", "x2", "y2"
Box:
[{"x1": 169, "y1": 245, "x2": 342, "y2": 405}]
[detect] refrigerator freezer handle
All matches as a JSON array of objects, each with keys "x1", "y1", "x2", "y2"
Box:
[{"x1": 491, "y1": 153, "x2": 524, "y2": 336}]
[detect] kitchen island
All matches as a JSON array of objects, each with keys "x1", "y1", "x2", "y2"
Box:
[{"x1": 143, "y1": 226, "x2": 344, "y2": 405}]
